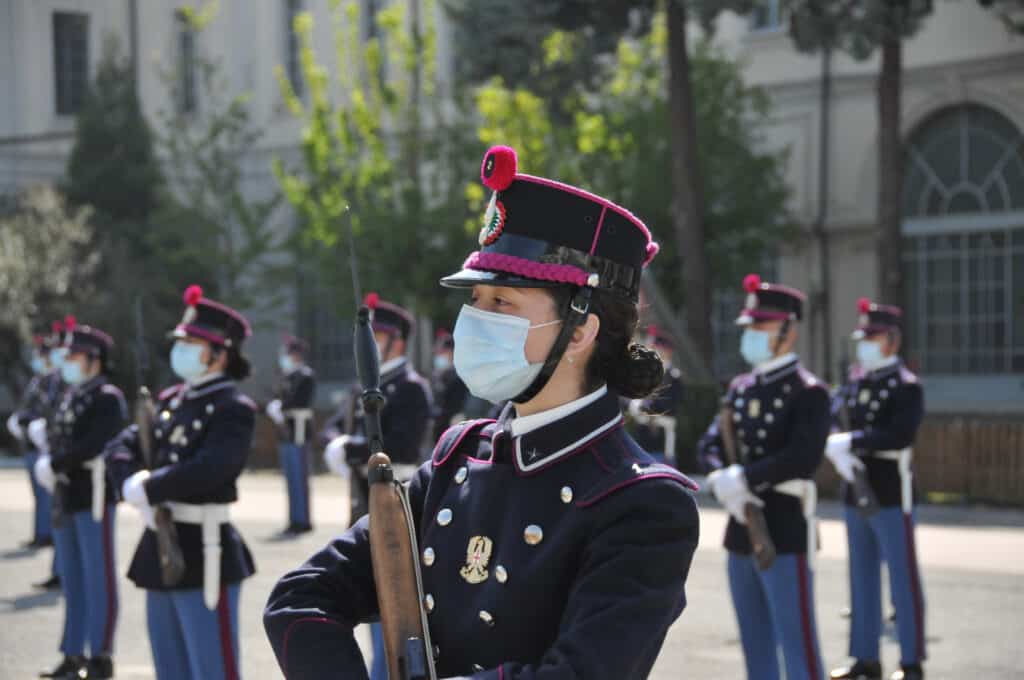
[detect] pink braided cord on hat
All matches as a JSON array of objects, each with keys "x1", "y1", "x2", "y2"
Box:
[{"x1": 463, "y1": 252, "x2": 590, "y2": 286}]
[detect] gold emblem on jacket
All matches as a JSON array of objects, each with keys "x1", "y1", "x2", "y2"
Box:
[{"x1": 460, "y1": 536, "x2": 493, "y2": 584}]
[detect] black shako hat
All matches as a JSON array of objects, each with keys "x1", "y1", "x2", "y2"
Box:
[
  {"x1": 62, "y1": 315, "x2": 114, "y2": 360},
  {"x1": 172, "y1": 285, "x2": 251, "y2": 348},
  {"x1": 441, "y1": 145, "x2": 658, "y2": 302},
  {"x1": 735, "y1": 273, "x2": 806, "y2": 326},
  {"x1": 852, "y1": 297, "x2": 902, "y2": 339},
  {"x1": 364, "y1": 293, "x2": 415, "y2": 341}
]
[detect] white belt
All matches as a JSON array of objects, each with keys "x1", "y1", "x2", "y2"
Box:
[
  {"x1": 874, "y1": 448, "x2": 913, "y2": 513},
  {"x1": 286, "y1": 408, "x2": 314, "y2": 445},
  {"x1": 166, "y1": 502, "x2": 231, "y2": 610},
  {"x1": 775, "y1": 479, "x2": 818, "y2": 570},
  {"x1": 83, "y1": 459, "x2": 105, "y2": 522}
]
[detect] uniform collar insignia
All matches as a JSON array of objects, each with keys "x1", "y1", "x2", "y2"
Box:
[
  {"x1": 756, "y1": 354, "x2": 800, "y2": 384},
  {"x1": 866, "y1": 357, "x2": 901, "y2": 380},
  {"x1": 512, "y1": 387, "x2": 623, "y2": 475},
  {"x1": 186, "y1": 374, "x2": 234, "y2": 399}
]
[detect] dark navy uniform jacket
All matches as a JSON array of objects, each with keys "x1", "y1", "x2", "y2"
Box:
[
  {"x1": 324, "y1": 357, "x2": 433, "y2": 466},
  {"x1": 15, "y1": 370, "x2": 65, "y2": 451},
  {"x1": 833, "y1": 359, "x2": 924, "y2": 508},
  {"x1": 629, "y1": 366, "x2": 684, "y2": 454},
  {"x1": 50, "y1": 375, "x2": 127, "y2": 513},
  {"x1": 105, "y1": 375, "x2": 256, "y2": 590},
  {"x1": 698, "y1": 356, "x2": 829, "y2": 554},
  {"x1": 276, "y1": 365, "x2": 316, "y2": 443},
  {"x1": 264, "y1": 387, "x2": 700, "y2": 679},
  {"x1": 432, "y1": 366, "x2": 469, "y2": 443}
]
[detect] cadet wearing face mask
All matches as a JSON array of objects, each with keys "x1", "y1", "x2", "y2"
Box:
[
  {"x1": 7, "y1": 322, "x2": 66, "y2": 557},
  {"x1": 431, "y1": 329, "x2": 469, "y2": 443},
  {"x1": 827, "y1": 299, "x2": 926, "y2": 680},
  {"x1": 697, "y1": 274, "x2": 828, "y2": 680},
  {"x1": 36, "y1": 317, "x2": 126, "y2": 680},
  {"x1": 104, "y1": 285, "x2": 256, "y2": 680},
  {"x1": 264, "y1": 145, "x2": 700, "y2": 680},
  {"x1": 266, "y1": 335, "x2": 317, "y2": 536}
]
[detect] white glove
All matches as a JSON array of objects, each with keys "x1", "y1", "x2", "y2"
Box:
[
  {"x1": 34, "y1": 454, "x2": 56, "y2": 493},
  {"x1": 27, "y1": 418, "x2": 49, "y2": 453},
  {"x1": 6, "y1": 413, "x2": 23, "y2": 440},
  {"x1": 266, "y1": 399, "x2": 285, "y2": 425},
  {"x1": 122, "y1": 470, "x2": 152, "y2": 508},
  {"x1": 826, "y1": 432, "x2": 864, "y2": 483},
  {"x1": 324, "y1": 435, "x2": 351, "y2": 479},
  {"x1": 708, "y1": 464, "x2": 763, "y2": 524}
]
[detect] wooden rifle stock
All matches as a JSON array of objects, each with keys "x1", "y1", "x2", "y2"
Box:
[
  {"x1": 136, "y1": 387, "x2": 186, "y2": 587},
  {"x1": 719, "y1": 406, "x2": 776, "y2": 570}
]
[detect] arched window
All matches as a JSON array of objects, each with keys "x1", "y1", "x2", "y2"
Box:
[{"x1": 902, "y1": 104, "x2": 1024, "y2": 376}]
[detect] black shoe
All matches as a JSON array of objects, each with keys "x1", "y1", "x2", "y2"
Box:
[
  {"x1": 890, "y1": 665, "x2": 923, "y2": 680},
  {"x1": 289, "y1": 523, "x2": 313, "y2": 534},
  {"x1": 831, "y1": 659, "x2": 882, "y2": 680},
  {"x1": 34, "y1": 574, "x2": 61, "y2": 590},
  {"x1": 39, "y1": 655, "x2": 85, "y2": 678},
  {"x1": 81, "y1": 656, "x2": 113, "y2": 679}
]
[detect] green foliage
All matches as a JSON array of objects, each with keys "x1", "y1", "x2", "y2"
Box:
[
  {"x1": 155, "y1": 27, "x2": 287, "y2": 323},
  {"x1": 471, "y1": 20, "x2": 793, "y2": 301},
  {"x1": 273, "y1": 0, "x2": 477, "y2": 318},
  {"x1": 786, "y1": 0, "x2": 934, "y2": 57}
]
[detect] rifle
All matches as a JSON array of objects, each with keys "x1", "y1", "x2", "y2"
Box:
[
  {"x1": 347, "y1": 203, "x2": 437, "y2": 679},
  {"x1": 837, "y1": 353, "x2": 880, "y2": 518},
  {"x1": 134, "y1": 297, "x2": 186, "y2": 586},
  {"x1": 718, "y1": 404, "x2": 776, "y2": 571}
]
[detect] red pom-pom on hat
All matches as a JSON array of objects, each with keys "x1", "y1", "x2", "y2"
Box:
[
  {"x1": 481, "y1": 145, "x2": 518, "y2": 192},
  {"x1": 363, "y1": 292, "x2": 380, "y2": 310},
  {"x1": 184, "y1": 285, "x2": 203, "y2": 306},
  {"x1": 64, "y1": 315, "x2": 77, "y2": 331},
  {"x1": 858, "y1": 297, "x2": 872, "y2": 313},
  {"x1": 743, "y1": 274, "x2": 762, "y2": 293}
]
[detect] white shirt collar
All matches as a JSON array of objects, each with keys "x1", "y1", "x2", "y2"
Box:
[
  {"x1": 753, "y1": 352, "x2": 798, "y2": 375},
  {"x1": 511, "y1": 385, "x2": 608, "y2": 438},
  {"x1": 380, "y1": 356, "x2": 406, "y2": 375}
]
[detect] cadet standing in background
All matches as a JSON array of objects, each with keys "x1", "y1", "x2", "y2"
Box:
[
  {"x1": 627, "y1": 325, "x2": 684, "y2": 465},
  {"x1": 698, "y1": 274, "x2": 827, "y2": 680},
  {"x1": 430, "y1": 328, "x2": 468, "y2": 443},
  {"x1": 827, "y1": 299, "x2": 927, "y2": 680},
  {"x1": 266, "y1": 335, "x2": 317, "y2": 536},
  {"x1": 106, "y1": 285, "x2": 257, "y2": 680},
  {"x1": 36, "y1": 318, "x2": 125, "y2": 680}
]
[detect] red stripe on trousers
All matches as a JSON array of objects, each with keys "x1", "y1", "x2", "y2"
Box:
[
  {"x1": 101, "y1": 505, "x2": 117, "y2": 654},
  {"x1": 796, "y1": 554, "x2": 819, "y2": 680},
  {"x1": 903, "y1": 512, "x2": 926, "y2": 661},
  {"x1": 217, "y1": 586, "x2": 240, "y2": 680}
]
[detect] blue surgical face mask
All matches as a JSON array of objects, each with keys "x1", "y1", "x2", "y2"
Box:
[
  {"x1": 60, "y1": 358, "x2": 87, "y2": 385},
  {"x1": 279, "y1": 354, "x2": 296, "y2": 374},
  {"x1": 170, "y1": 341, "x2": 208, "y2": 382},
  {"x1": 31, "y1": 356, "x2": 47, "y2": 375},
  {"x1": 49, "y1": 348, "x2": 66, "y2": 369},
  {"x1": 452, "y1": 305, "x2": 561, "y2": 404},
  {"x1": 433, "y1": 354, "x2": 452, "y2": 372},
  {"x1": 856, "y1": 339, "x2": 886, "y2": 370},
  {"x1": 740, "y1": 328, "x2": 775, "y2": 367}
]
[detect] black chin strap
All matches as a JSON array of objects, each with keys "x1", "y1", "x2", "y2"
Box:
[
  {"x1": 511, "y1": 286, "x2": 594, "y2": 404},
  {"x1": 772, "y1": 319, "x2": 792, "y2": 356}
]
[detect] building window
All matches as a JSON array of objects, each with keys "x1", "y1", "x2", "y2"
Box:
[
  {"x1": 53, "y1": 12, "x2": 89, "y2": 115},
  {"x1": 176, "y1": 10, "x2": 198, "y2": 114},
  {"x1": 284, "y1": 0, "x2": 304, "y2": 97},
  {"x1": 902, "y1": 104, "x2": 1024, "y2": 374},
  {"x1": 296, "y1": 270, "x2": 354, "y2": 381},
  {"x1": 749, "y1": 0, "x2": 783, "y2": 32}
]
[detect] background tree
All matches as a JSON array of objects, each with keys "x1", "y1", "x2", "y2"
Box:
[
  {"x1": 0, "y1": 186, "x2": 97, "y2": 396},
  {"x1": 787, "y1": 0, "x2": 935, "y2": 309}
]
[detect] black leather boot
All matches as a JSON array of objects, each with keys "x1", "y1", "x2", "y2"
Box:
[
  {"x1": 890, "y1": 664, "x2": 923, "y2": 680},
  {"x1": 38, "y1": 655, "x2": 86, "y2": 678},
  {"x1": 82, "y1": 655, "x2": 114, "y2": 679},
  {"x1": 830, "y1": 659, "x2": 883, "y2": 680}
]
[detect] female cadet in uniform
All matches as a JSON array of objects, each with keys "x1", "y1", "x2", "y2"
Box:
[
  {"x1": 264, "y1": 145, "x2": 701, "y2": 680},
  {"x1": 105, "y1": 285, "x2": 256, "y2": 680},
  {"x1": 36, "y1": 318, "x2": 125, "y2": 680}
]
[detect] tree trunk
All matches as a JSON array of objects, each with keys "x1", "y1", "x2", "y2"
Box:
[
  {"x1": 876, "y1": 35, "x2": 904, "y2": 306},
  {"x1": 665, "y1": 0, "x2": 714, "y2": 371}
]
